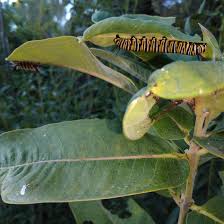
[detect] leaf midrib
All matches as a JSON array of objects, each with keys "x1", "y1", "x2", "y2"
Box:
[
  {"x1": 0, "y1": 153, "x2": 186, "y2": 170},
  {"x1": 190, "y1": 204, "x2": 224, "y2": 224}
]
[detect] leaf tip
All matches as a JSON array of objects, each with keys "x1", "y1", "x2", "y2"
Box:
[{"x1": 77, "y1": 36, "x2": 84, "y2": 44}]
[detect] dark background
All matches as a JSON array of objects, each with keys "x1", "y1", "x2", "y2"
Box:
[{"x1": 0, "y1": 0, "x2": 224, "y2": 223}]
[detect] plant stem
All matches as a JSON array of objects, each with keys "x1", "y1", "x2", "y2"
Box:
[
  {"x1": 177, "y1": 105, "x2": 209, "y2": 223},
  {"x1": 178, "y1": 142, "x2": 200, "y2": 224},
  {"x1": 177, "y1": 142, "x2": 200, "y2": 224}
]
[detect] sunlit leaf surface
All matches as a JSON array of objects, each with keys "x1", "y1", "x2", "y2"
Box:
[
  {"x1": 195, "y1": 90, "x2": 224, "y2": 129},
  {"x1": 123, "y1": 88, "x2": 156, "y2": 140},
  {"x1": 6, "y1": 36, "x2": 137, "y2": 93},
  {"x1": 148, "y1": 61, "x2": 224, "y2": 99}
]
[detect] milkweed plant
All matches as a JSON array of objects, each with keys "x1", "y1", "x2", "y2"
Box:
[{"x1": 2, "y1": 13, "x2": 224, "y2": 224}]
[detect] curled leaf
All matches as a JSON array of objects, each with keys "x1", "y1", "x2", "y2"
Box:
[
  {"x1": 82, "y1": 16, "x2": 200, "y2": 47},
  {"x1": 123, "y1": 88, "x2": 156, "y2": 140}
]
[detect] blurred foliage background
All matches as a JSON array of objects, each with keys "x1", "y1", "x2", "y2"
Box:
[{"x1": 0, "y1": 0, "x2": 224, "y2": 223}]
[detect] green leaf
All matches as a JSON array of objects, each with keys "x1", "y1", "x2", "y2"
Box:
[
  {"x1": 123, "y1": 88, "x2": 156, "y2": 140},
  {"x1": 148, "y1": 61, "x2": 224, "y2": 99},
  {"x1": 149, "y1": 105, "x2": 194, "y2": 140},
  {"x1": 198, "y1": 0, "x2": 206, "y2": 14},
  {"x1": 167, "y1": 106, "x2": 194, "y2": 133},
  {"x1": 82, "y1": 16, "x2": 200, "y2": 47},
  {"x1": 184, "y1": 17, "x2": 192, "y2": 35},
  {"x1": 83, "y1": 15, "x2": 200, "y2": 62},
  {"x1": 194, "y1": 134, "x2": 224, "y2": 159},
  {"x1": 186, "y1": 197, "x2": 224, "y2": 224},
  {"x1": 195, "y1": 90, "x2": 224, "y2": 132},
  {"x1": 121, "y1": 14, "x2": 176, "y2": 25},
  {"x1": 199, "y1": 24, "x2": 222, "y2": 60},
  {"x1": 70, "y1": 200, "x2": 111, "y2": 224},
  {"x1": 0, "y1": 119, "x2": 189, "y2": 204},
  {"x1": 151, "y1": 116, "x2": 185, "y2": 140},
  {"x1": 156, "y1": 189, "x2": 172, "y2": 198},
  {"x1": 6, "y1": 36, "x2": 137, "y2": 94},
  {"x1": 194, "y1": 159, "x2": 223, "y2": 203},
  {"x1": 69, "y1": 199, "x2": 155, "y2": 224},
  {"x1": 208, "y1": 115, "x2": 224, "y2": 134},
  {"x1": 91, "y1": 48, "x2": 150, "y2": 83}
]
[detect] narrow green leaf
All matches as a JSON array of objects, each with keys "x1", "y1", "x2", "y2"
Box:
[
  {"x1": 184, "y1": 17, "x2": 192, "y2": 35},
  {"x1": 194, "y1": 134, "x2": 224, "y2": 159},
  {"x1": 219, "y1": 171, "x2": 224, "y2": 195},
  {"x1": 187, "y1": 197, "x2": 224, "y2": 224},
  {"x1": 194, "y1": 159, "x2": 222, "y2": 201},
  {"x1": 121, "y1": 14, "x2": 176, "y2": 25},
  {"x1": 91, "y1": 48, "x2": 150, "y2": 83},
  {"x1": 148, "y1": 61, "x2": 224, "y2": 99},
  {"x1": 208, "y1": 115, "x2": 224, "y2": 134},
  {"x1": 199, "y1": 24, "x2": 222, "y2": 60},
  {"x1": 0, "y1": 119, "x2": 189, "y2": 204},
  {"x1": 123, "y1": 88, "x2": 156, "y2": 140},
  {"x1": 69, "y1": 199, "x2": 155, "y2": 224},
  {"x1": 6, "y1": 36, "x2": 137, "y2": 93},
  {"x1": 198, "y1": 0, "x2": 206, "y2": 14},
  {"x1": 82, "y1": 16, "x2": 200, "y2": 47}
]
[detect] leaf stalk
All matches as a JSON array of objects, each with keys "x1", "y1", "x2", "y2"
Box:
[{"x1": 177, "y1": 107, "x2": 207, "y2": 223}]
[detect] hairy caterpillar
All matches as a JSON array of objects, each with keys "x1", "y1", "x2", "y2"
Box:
[{"x1": 114, "y1": 35, "x2": 207, "y2": 56}]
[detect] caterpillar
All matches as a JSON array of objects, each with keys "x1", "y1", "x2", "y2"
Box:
[
  {"x1": 12, "y1": 61, "x2": 40, "y2": 72},
  {"x1": 113, "y1": 35, "x2": 207, "y2": 56}
]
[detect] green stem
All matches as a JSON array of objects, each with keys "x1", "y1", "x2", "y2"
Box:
[
  {"x1": 177, "y1": 97, "x2": 210, "y2": 223},
  {"x1": 177, "y1": 142, "x2": 200, "y2": 224}
]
